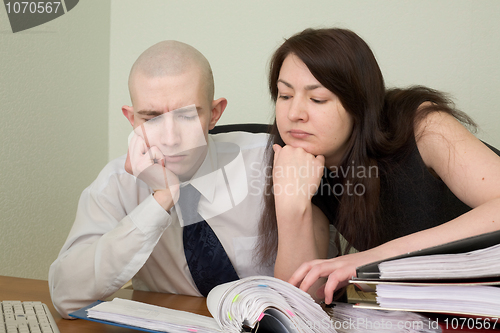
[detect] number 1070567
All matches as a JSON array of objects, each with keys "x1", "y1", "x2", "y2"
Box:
[
  {"x1": 5, "y1": 2, "x2": 61, "y2": 14},
  {"x1": 442, "y1": 317, "x2": 499, "y2": 330}
]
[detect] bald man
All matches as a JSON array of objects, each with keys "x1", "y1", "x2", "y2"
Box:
[{"x1": 49, "y1": 41, "x2": 271, "y2": 318}]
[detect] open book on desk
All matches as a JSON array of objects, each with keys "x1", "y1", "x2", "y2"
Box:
[
  {"x1": 70, "y1": 275, "x2": 441, "y2": 333},
  {"x1": 70, "y1": 275, "x2": 335, "y2": 333}
]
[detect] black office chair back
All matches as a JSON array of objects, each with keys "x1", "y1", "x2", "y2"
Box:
[{"x1": 209, "y1": 123, "x2": 271, "y2": 135}]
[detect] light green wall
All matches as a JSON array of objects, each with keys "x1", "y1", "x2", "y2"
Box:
[
  {"x1": 108, "y1": 0, "x2": 500, "y2": 160},
  {"x1": 0, "y1": 1, "x2": 110, "y2": 279},
  {"x1": 1, "y1": 0, "x2": 499, "y2": 281}
]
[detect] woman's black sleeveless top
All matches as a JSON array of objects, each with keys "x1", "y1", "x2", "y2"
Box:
[{"x1": 312, "y1": 142, "x2": 500, "y2": 249}]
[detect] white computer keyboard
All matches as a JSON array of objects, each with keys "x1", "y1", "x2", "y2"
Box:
[{"x1": 0, "y1": 301, "x2": 60, "y2": 333}]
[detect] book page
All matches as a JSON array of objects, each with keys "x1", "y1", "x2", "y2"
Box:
[
  {"x1": 330, "y1": 302, "x2": 440, "y2": 333},
  {"x1": 375, "y1": 284, "x2": 500, "y2": 318},
  {"x1": 87, "y1": 298, "x2": 221, "y2": 333},
  {"x1": 206, "y1": 280, "x2": 235, "y2": 323},
  {"x1": 356, "y1": 229, "x2": 500, "y2": 279},
  {"x1": 379, "y1": 243, "x2": 500, "y2": 280},
  {"x1": 208, "y1": 275, "x2": 335, "y2": 333}
]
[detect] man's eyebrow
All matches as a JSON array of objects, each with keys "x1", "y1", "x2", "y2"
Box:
[
  {"x1": 173, "y1": 106, "x2": 202, "y2": 113},
  {"x1": 277, "y1": 79, "x2": 323, "y2": 91},
  {"x1": 137, "y1": 106, "x2": 201, "y2": 116},
  {"x1": 137, "y1": 110, "x2": 162, "y2": 116}
]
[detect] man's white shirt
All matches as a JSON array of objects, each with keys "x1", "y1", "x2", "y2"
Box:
[{"x1": 49, "y1": 131, "x2": 272, "y2": 318}]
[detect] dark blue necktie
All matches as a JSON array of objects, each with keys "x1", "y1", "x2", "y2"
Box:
[{"x1": 179, "y1": 184, "x2": 239, "y2": 296}]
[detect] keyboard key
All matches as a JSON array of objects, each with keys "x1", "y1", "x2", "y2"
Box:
[{"x1": 1, "y1": 301, "x2": 59, "y2": 333}]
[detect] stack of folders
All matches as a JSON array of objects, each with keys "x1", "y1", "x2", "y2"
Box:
[
  {"x1": 70, "y1": 275, "x2": 442, "y2": 333},
  {"x1": 350, "y1": 229, "x2": 500, "y2": 331}
]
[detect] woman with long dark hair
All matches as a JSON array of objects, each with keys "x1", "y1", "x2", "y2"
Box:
[{"x1": 258, "y1": 28, "x2": 500, "y2": 304}]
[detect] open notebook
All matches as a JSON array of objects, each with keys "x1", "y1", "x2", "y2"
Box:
[
  {"x1": 70, "y1": 276, "x2": 334, "y2": 333},
  {"x1": 70, "y1": 275, "x2": 440, "y2": 333}
]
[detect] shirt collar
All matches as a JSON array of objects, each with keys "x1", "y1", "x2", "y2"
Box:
[{"x1": 185, "y1": 135, "x2": 218, "y2": 203}]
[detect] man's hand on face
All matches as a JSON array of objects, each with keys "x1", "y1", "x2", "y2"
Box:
[{"x1": 125, "y1": 131, "x2": 180, "y2": 211}]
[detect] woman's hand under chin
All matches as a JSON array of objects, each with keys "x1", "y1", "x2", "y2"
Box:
[{"x1": 272, "y1": 144, "x2": 325, "y2": 205}]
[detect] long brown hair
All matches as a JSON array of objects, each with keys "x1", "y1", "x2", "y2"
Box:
[{"x1": 256, "y1": 28, "x2": 475, "y2": 266}]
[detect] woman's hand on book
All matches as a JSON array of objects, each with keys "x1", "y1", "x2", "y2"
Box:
[{"x1": 288, "y1": 251, "x2": 380, "y2": 304}]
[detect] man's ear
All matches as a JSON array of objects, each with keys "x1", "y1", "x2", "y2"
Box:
[
  {"x1": 122, "y1": 105, "x2": 135, "y2": 127},
  {"x1": 208, "y1": 97, "x2": 227, "y2": 130}
]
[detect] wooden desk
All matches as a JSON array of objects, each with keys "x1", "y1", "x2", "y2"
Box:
[{"x1": 0, "y1": 275, "x2": 211, "y2": 332}]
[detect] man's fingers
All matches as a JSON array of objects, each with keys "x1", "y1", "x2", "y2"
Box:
[
  {"x1": 126, "y1": 131, "x2": 180, "y2": 199},
  {"x1": 148, "y1": 146, "x2": 165, "y2": 165},
  {"x1": 128, "y1": 134, "x2": 149, "y2": 172},
  {"x1": 160, "y1": 159, "x2": 180, "y2": 194},
  {"x1": 129, "y1": 132, "x2": 146, "y2": 151},
  {"x1": 160, "y1": 158, "x2": 180, "y2": 198},
  {"x1": 140, "y1": 123, "x2": 151, "y2": 148},
  {"x1": 124, "y1": 152, "x2": 133, "y2": 174}
]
